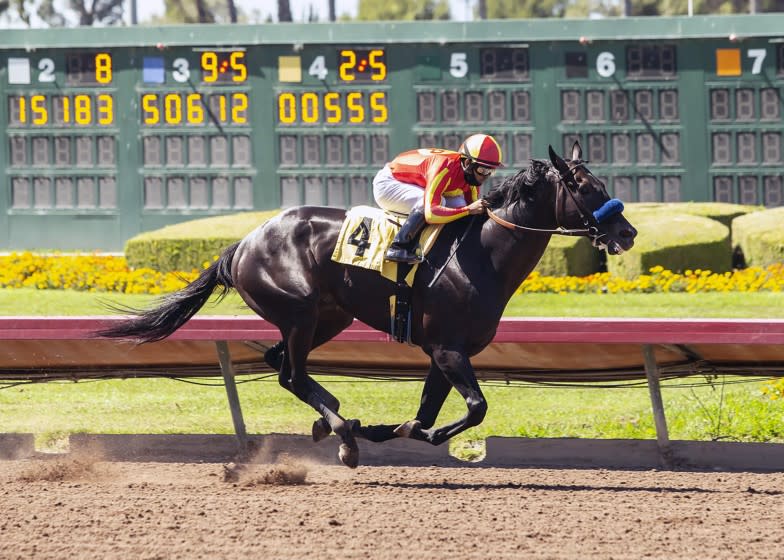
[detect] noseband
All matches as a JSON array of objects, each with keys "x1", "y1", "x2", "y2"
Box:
[{"x1": 485, "y1": 161, "x2": 624, "y2": 241}]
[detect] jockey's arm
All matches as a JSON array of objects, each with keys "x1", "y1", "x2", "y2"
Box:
[{"x1": 423, "y1": 162, "x2": 471, "y2": 224}]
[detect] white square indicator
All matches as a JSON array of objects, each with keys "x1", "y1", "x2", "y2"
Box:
[{"x1": 8, "y1": 57, "x2": 31, "y2": 84}]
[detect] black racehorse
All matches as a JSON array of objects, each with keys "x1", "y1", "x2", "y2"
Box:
[{"x1": 97, "y1": 142, "x2": 637, "y2": 468}]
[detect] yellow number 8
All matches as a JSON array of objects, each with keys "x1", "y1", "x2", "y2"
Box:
[{"x1": 95, "y1": 53, "x2": 112, "y2": 84}]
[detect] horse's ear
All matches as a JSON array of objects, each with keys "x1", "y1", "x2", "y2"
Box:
[
  {"x1": 548, "y1": 145, "x2": 570, "y2": 177},
  {"x1": 571, "y1": 140, "x2": 583, "y2": 161}
]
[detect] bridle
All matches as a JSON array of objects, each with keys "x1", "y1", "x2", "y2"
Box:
[{"x1": 485, "y1": 160, "x2": 612, "y2": 242}]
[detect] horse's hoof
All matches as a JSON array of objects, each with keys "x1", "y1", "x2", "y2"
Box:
[
  {"x1": 338, "y1": 443, "x2": 359, "y2": 469},
  {"x1": 393, "y1": 419, "x2": 421, "y2": 438},
  {"x1": 312, "y1": 417, "x2": 332, "y2": 442}
]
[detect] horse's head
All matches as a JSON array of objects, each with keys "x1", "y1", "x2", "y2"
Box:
[{"x1": 548, "y1": 142, "x2": 637, "y2": 255}]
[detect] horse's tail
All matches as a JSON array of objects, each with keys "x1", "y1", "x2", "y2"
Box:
[{"x1": 95, "y1": 241, "x2": 240, "y2": 343}]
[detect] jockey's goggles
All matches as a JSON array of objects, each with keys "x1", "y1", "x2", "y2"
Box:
[{"x1": 474, "y1": 165, "x2": 496, "y2": 177}]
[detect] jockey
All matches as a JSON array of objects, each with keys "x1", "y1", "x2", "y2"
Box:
[{"x1": 373, "y1": 133, "x2": 504, "y2": 263}]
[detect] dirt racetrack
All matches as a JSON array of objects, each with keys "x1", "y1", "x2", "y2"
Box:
[{"x1": 1, "y1": 455, "x2": 783, "y2": 560}]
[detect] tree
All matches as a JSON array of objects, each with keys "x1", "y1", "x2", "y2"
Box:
[
  {"x1": 148, "y1": 0, "x2": 246, "y2": 24},
  {"x1": 278, "y1": 0, "x2": 292, "y2": 21},
  {"x1": 35, "y1": 0, "x2": 123, "y2": 26},
  {"x1": 357, "y1": 0, "x2": 450, "y2": 20},
  {"x1": 484, "y1": 0, "x2": 565, "y2": 18}
]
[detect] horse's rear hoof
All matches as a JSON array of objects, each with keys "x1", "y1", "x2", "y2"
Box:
[
  {"x1": 312, "y1": 417, "x2": 332, "y2": 442},
  {"x1": 393, "y1": 419, "x2": 421, "y2": 438},
  {"x1": 338, "y1": 443, "x2": 359, "y2": 469}
]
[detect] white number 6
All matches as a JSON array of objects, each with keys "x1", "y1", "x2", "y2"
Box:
[
  {"x1": 450, "y1": 52, "x2": 468, "y2": 78},
  {"x1": 596, "y1": 52, "x2": 616, "y2": 78}
]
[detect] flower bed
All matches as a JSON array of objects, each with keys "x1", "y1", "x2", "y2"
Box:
[{"x1": 0, "y1": 252, "x2": 782, "y2": 295}]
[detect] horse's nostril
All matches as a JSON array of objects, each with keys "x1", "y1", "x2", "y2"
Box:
[{"x1": 621, "y1": 228, "x2": 637, "y2": 238}]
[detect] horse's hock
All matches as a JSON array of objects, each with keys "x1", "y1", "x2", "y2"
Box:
[{"x1": 2, "y1": 316, "x2": 784, "y2": 470}]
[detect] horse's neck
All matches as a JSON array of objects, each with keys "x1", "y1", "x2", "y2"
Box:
[{"x1": 483, "y1": 200, "x2": 556, "y2": 301}]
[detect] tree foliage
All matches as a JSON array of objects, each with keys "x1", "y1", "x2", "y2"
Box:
[
  {"x1": 146, "y1": 0, "x2": 245, "y2": 24},
  {"x1": 480, "y1": 0, "x2": 783, "y2": 17},
  {"x1": 33, "y1": 0, "x2": 123, "y2": 26},
  {"x1": 357, "y1": 0, "x2": 450, "y2": 20}
]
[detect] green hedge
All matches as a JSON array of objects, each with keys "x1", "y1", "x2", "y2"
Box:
[
  {"x1": 732, "y1": 207, "x2": 784, "y2": 267},
  {"x1": 626, "y1": 202, "x2": 759, "y2": 229},
  {"x1": 534, "y1": 236, "x2": 599, "y2": 276},
  {"x1": 607, "y1": 209, "x2": 731, "y2": 279},
  {"x1": 123, "y1": 203, "x2": 776, "y2": 276},
  {"x1": 125, "y1": 211, "x2": 280, "y2": 272}
]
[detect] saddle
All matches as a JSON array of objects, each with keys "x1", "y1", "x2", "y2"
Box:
[
  {"x1": 331, "y1": 206, "x2": 443, "y2": 344},
  {"x1": 331, "y1": 206, "x2": 442, "y2": 286}
]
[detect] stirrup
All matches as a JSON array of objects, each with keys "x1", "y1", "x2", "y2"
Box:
[{"x1": 385, "y1": 246, "x2": 422, "y2": 264}]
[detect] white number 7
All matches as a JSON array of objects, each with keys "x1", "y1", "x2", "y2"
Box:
[{"x1": 747, "y1": 49, "x2": 766, "y2": 75}]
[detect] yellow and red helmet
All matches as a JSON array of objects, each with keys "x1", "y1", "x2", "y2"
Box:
[{"x1": 458, "y1": 134, "x2": 504, "y2": 168}]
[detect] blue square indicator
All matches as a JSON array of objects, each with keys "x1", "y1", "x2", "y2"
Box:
[{"x1": 143, "y1": 57, "x2": 165, "y2": 84}]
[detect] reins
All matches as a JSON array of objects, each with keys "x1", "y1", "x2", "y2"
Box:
[
  {"x1": 484, "y1": 161, "x2": 597, "y2": 237},
  {"x1": 485, "y1": 206, "x2": 592, "y2": 236}
]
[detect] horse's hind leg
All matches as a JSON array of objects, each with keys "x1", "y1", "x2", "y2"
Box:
[
  {"x1": 266, "y1": 340, "x2": 341, "y2": 415},
  {"x1": 283, "y1": 312, "x2": 360, "y2": 467},
  {"x1": 268, "y1": 341, "x2": 338, "y2": 442}
]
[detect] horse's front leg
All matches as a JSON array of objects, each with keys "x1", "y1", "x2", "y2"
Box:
[
  {"x1": 396, "y1": 347, "x2": 487, "y2": 446},
  {"x1": 354, "y1": 358, "x2": 451, "y2": 443}
]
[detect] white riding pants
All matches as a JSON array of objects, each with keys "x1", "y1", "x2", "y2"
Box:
[{"x1": 372, "y1": 165, "x2": 466, "y2": 215}]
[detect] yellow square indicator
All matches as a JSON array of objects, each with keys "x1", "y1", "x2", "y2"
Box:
[
  {"x1": 716, "y1": 49, "x2": 741, "y2": 76},
  {"x1": 278, "y1": 56, "x2": 302, "y2": 83}
]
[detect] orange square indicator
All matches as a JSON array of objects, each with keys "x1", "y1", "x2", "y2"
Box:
[{"x1": 716, "y1": 49, "x2": 741, "y2": 76}]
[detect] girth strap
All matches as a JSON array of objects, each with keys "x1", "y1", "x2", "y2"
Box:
[{"x1": 391, "y1": 262, "x2": 414, "y2": 344}]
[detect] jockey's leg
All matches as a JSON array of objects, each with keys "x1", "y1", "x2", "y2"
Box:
[
  {"x1": 385, "y1": 208, "x2": 427, "y2": 263},
  {"x1": 373, "y1": 167, "x2": 426, "y2": 264}
]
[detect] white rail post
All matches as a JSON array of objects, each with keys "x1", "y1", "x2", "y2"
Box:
[
  {"x1": 215, "y1": 340, "x2": 248, "y2": 452},
  {"x1": 642, "y1": 344, "x2": 673, "y2": 467}
]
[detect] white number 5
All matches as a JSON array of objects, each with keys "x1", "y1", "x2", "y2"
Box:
[{"x1": 450, "y1": 52, "x2": 468, "y2": 78}]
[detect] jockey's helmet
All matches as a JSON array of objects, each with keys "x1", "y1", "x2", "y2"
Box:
[{"x1": 459, "y1": 134, "x2": 504, "y2": 168}]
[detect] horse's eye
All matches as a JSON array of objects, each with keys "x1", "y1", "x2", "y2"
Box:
[{"x1": 578, "y1": 183, "x2": 592, "y2": 195}]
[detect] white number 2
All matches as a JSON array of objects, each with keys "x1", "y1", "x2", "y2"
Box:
[
  {"x1": 449, "y1": 52, "x2": 468, "y2": 78},
  {"x1": 747, "y1": 49, "x2": 766, "y2": 75},
  {"x1": 38, "y1": 58, "x2": 56, "y2": 82}
]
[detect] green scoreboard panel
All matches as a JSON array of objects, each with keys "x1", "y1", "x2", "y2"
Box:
[{"x1": 1, "y1": 15, "x2": 784, "y2": 250}]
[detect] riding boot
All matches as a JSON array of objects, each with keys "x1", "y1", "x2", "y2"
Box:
[{"x1": 385, "y1": 209, "x2": 427, "y2": 263}]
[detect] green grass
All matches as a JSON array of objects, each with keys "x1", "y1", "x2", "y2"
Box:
[
  {"x1": 1, "y1": 287, "x2": 782, "y2": 454},
  {"x1": 2, "y1": 288, "x2": 783, "y2": 318}
]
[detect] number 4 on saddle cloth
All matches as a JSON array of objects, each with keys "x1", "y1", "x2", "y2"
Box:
[{"x1": 331, "y1": 206, "x2": 443, "y2": 343}]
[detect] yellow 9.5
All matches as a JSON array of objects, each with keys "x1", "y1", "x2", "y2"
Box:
[{"x1": 201, "y1": 51, "x2": 248, "y2": 84}]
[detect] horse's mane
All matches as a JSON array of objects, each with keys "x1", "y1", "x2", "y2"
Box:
[{"x1": 483, "y1": 159, "x2": 552, "y2": 210}]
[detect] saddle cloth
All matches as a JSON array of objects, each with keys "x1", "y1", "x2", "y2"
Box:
[{"x1": 331, "y1": 206, "x2": 442, "y2": 286}]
